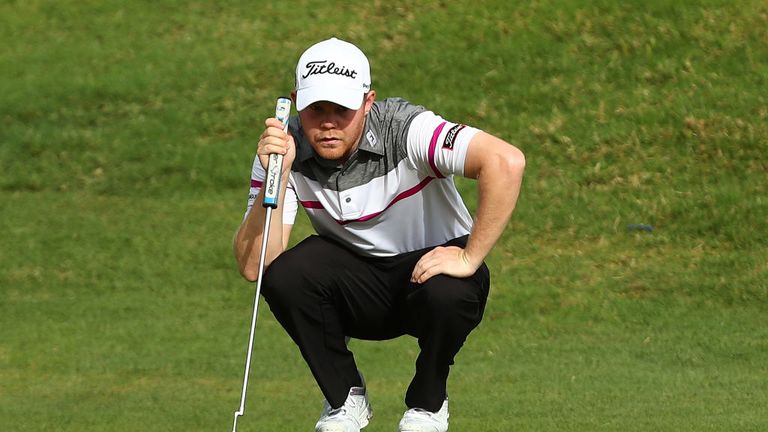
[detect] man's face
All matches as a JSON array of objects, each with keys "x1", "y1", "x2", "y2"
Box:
[{"x1": 295, "y1": 91, "x2": 376, "y2": 163}]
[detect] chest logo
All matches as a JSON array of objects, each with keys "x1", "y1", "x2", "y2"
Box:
[{"x1": 366, "y1": 130, "x2": 378, "y2": 147}]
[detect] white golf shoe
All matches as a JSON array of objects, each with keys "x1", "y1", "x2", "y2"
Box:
[
  {"x1": 398, "y1": 399, "x2": 449, "y2": 432},
  {"x1": 315, "y1": 386, "x2": 373, "y2": 432}
]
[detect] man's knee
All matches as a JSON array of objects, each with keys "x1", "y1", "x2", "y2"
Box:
[
  {"x1": 408, "y1": 274, "x2": 488, "y2": 326},
  {"x1": 261, "y1": 251, "x2": 319, "y2": 308},
  {"x1": 261, "y1": 258, "x2": 296, "y2": 306},
  {"x1": 261, "y1": 236, "x2": 338, "y2": 306}
]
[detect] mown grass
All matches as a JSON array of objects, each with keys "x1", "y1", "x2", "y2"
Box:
[{"x1": 1, "y1": 1, "x2": 767, "y2": 431}]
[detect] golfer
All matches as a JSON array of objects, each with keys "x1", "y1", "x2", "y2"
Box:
[{"x1": 234, "y1": 37, "x2": 525, "y2": 432}]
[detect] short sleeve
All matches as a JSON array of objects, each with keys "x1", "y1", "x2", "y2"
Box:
[{"x1": 405, "y1": 111, "x2": 480, "y2": 178}]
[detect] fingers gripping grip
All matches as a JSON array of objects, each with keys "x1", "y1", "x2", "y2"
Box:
[{"x1": 262, "y1": 97, "x2": 292, "y2": 208}]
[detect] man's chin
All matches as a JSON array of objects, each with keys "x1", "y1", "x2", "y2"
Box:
[{"x1": 313, "y1": 146, "x2": 348, "y2": 162}]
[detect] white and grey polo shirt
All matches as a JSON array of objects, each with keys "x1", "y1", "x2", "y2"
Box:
[{"x1": 245, "y1": 97, "x2": 481, "y2": 257}]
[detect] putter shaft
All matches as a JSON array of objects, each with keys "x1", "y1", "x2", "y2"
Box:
[{"x1": 232, "y1": 208, "x2": 273, "y2": 432}]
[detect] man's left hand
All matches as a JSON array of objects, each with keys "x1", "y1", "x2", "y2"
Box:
[{"x1": 410, "y1": 246, "x2": 479, "y2": 284}]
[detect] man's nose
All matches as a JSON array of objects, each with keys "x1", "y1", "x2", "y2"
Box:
[{"x1": 319, "y1": 115, "x2": 338, "y2": 129}]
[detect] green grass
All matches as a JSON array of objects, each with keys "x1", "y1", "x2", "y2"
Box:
[{"x1": 1, "y1": 1, "x2": 767, "y2": 430}]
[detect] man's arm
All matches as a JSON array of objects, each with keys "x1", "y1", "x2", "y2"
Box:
[
  {"x1": 410, "y1": 131, "x2": 525, "y2": 283},
  {"x1": 233, "y1": 118, "x2": 297, "y2": 281},
  {"x1": 233, "y1": 182, "x2": 294, "y2": 281}
]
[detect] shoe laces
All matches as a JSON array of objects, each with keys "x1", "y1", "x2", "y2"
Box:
[
  {"x1": 406, "y1": 408, "x2": 435, "y2": 418},
  {"x1": 328, "y1": 397, "x2": 358, "y2": 417},
  {"x1": 327, "y1": 407, "x2": 347, "y2": 418}
]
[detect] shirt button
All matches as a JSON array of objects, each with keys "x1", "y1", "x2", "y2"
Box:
[{"x1": 345, "y1": 197, "x2": 351, "y2": 203}]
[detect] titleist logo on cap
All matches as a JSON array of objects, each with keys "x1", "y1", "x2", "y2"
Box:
[{"x1": 302, "y1": 60, "x2": 358, "y2": 79}]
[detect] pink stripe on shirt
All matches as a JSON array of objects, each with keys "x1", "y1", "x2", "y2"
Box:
[
  {"x1": 428, "y1": 122, "x2": 447, "y2": 179},
  {"x1": 299, "y1": 176, "x2": 435, "y2": 225},
  {"x1": 299, "y1": 200, "x2": 324, "y2": 209}
]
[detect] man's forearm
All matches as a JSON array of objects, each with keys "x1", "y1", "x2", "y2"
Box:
[
  {"x1": 464, "y1": 147, "x2": 525, "y2": 269},
  {"x1": 233, "y1": 177, "x2": 290, "y2": 281}
]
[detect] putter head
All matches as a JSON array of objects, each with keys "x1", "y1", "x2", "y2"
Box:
[{"x1": 232, "y1": 411, "x2": 243, "y2": 432}]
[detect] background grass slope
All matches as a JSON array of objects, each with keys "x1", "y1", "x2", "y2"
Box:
[{"x1": 1, "y1": 1, "x2": 766, "y2": 431}]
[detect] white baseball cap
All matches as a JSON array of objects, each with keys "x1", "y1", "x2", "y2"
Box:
[{"x1": 294, "y1": 37, "x2": 371, "y2": 111}]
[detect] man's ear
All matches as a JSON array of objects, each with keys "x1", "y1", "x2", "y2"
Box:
[{"x1": 364, "y1": 90, "x2": 376, "y2": 114}]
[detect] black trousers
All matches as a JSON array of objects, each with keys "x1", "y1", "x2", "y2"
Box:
[{"x1": 261, "y1": 234, "x2": 490, "y2": 412}]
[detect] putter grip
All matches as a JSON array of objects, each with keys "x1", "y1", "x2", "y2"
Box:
[{"x1": 262, "y1": 97, "x2": 292, "y2": 208}]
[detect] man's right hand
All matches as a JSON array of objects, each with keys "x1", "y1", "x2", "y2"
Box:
[{"x1": 257, "y1": 118, "x2": 296, "y2": 174}]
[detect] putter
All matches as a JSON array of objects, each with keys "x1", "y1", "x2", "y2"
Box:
[{"x1": 232, "y1": 96, "x2": 292, "y2": 432}]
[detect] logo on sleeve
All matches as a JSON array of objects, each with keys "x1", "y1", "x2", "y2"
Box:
[{"x1": 443, "y1": 124, "x2": 466, "y2": 150}]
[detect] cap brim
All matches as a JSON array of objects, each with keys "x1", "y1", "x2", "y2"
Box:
[{"x1": 296, "y1": 86, "x2": 364, "y2": 111}]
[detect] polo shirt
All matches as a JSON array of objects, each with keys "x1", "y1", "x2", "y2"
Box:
[{"x1": 245, "y1": 97, "x2": 480, "y2": 257}]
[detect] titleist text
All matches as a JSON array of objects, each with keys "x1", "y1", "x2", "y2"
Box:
[{"x1": 302, "y1": 61, "x2": 357, "y2": 79}]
